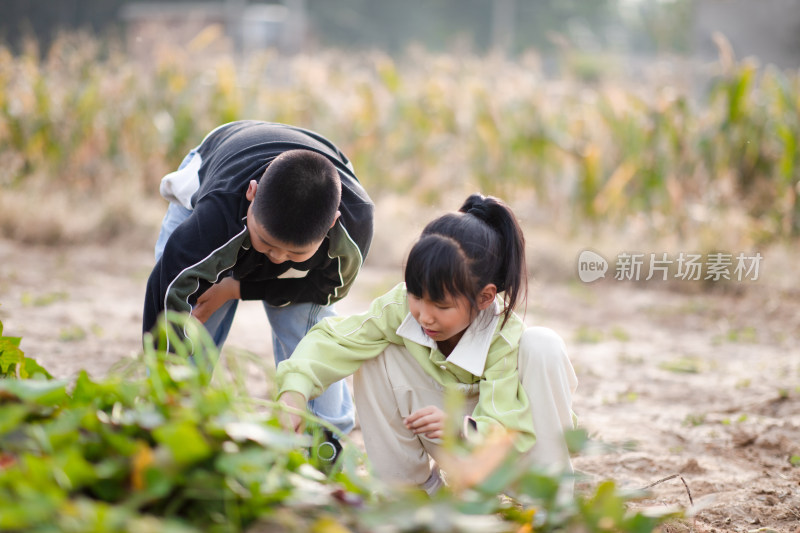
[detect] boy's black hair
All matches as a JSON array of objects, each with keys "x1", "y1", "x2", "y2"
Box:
[
  {"x1": 252, "y1": 149, "x2": 342, "y2": 245},
  {"x1": 404, "y1": 193, "x2": 527, "y2": 327}
]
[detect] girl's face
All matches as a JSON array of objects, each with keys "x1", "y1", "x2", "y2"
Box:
[{"x1": 407, "y1": 291, "x2": 475, "y2": 355}]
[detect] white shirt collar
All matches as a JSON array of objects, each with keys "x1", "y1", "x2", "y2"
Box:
[{"x1": 395, "y1": 300, "x2": 500, "y2": 376}]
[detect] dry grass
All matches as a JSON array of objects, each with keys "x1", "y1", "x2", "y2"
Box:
[{"x1": 0, "y1": 32, "x2": 798, "y2": 249}]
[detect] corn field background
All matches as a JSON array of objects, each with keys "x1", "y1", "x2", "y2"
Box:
[{"x1": 0, "y1": 31, "x2": 798, "y2": 251}]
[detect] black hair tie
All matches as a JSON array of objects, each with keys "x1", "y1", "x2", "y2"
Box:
[{"x1": 466, "y1": 204, "x2": 488, "y2": 220}]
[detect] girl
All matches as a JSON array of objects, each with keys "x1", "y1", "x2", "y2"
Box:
[{"x1": 277, "y1": 193, "x2": 577, "y2": 494}]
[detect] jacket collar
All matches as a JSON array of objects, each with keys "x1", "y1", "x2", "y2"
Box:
[{"x1": 396, "y1": 300, "x2": 500, "y2": 376}]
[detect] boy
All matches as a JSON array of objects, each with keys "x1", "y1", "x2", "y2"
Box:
[{"x1": 143, "y1": 120, "x2": 374, "y2": 439}]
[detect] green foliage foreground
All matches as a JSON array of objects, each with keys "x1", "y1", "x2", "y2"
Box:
[{"x1": 0, "y1": 316, "x2": 682, "y2": 532}]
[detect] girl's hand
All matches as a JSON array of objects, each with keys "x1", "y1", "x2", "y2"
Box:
[
  {"x1": 192, "y1": 277, "x2": 241, "y2": 323},
  {"x1": 405, "y1": 405, "x2": 447, "y2": 439},
  {"x1": 278, "y1": 391, "x2": 307, "y2": 433}
]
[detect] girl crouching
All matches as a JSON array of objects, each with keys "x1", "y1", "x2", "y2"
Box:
[{"x1": 277, "y1": 193, "x2": 578, "y2": 493}]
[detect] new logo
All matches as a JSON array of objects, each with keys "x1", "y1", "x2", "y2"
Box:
[{"x1": 577, "y1": 250, "x2": 608, "y2": 283}]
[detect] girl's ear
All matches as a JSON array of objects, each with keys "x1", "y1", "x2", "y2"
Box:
[{"x1": 477, "y1": 284, "x2": 497, "y2": 310}]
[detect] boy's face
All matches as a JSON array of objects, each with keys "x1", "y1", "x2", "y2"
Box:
[
  {"x1": 246, "y1": 203, "x2": 322, "y2": 264},
  {"x1": 244, "y1": 179, "x2": 338, "y2": 264}
]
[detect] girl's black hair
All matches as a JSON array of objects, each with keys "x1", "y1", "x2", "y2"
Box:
[
  {"x1": 404, "y1": 193, "x2": 527, "y2": 327},
  {"x1": 253, "y1": 149, "x2": 342, "y2": 245}
]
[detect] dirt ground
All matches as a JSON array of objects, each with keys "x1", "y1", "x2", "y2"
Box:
[{"x1": 1, "y1": 230, "x2": 799, "y2": 533}]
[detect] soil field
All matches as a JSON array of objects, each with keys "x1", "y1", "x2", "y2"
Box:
[{"x1": 1, "y1": 234, "x2": 799, "y2": 532}]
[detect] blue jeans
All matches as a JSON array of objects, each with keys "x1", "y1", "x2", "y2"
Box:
[
  {"x1": 202, "y1": 299, "x2": 355, "y2": 434},
  {"x1": 154, "y1": 154, "x2": 355, "y2": 434}
]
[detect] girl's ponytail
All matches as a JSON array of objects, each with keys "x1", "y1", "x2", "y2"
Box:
[
  {"x1": 459, "y1": 194, "x2": 527, "y2": 325},
  {"x1": 406, "y1": 193, "x2": 527, "y2": 328}
]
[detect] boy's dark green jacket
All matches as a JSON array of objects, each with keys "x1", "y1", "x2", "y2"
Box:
[{"x1": 142, "y1": 121, "x2": 374, "y2": 335}]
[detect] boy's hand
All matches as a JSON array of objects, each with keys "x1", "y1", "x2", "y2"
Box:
[
  {"x1": 192, "y1": 277, "x2": 241, "y2": 323},
  {"x1": 405, "y1": 405, "x2": 447, "y2": 439},
  {"x1": 278, "y1": 391, "x2": 307, "y2": 434}
]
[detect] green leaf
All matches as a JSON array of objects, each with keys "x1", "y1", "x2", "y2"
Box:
[
  {"x1": 0, "y1": 379, "x2": 69, "y2": 405},
  {"x1": 516, "y1": 471, "x2": 561, "y2": 503},
  {"x1": 153, "y1": 421, "x2": 213, "y2": 466},
  {"x1": 577, "y1": 480, "x2": 627, "y2": 525},
  {"x1": 0, "y1": 493, "x2": 62, "y2": 530},
  {"x1": 71, "y1": 371, "x2": 139, "y2": 408},
  {"x1": 624, "y1": 513, "x2": 665, "y2": 533},
  {"x1": 34, "y1": 408, "x2": 84, "y2": 450},
  {"x1": 70, "y1": 371, "x2": 100, "y2": 404},
  {"x1": 0, "y1": 403, "x2": 29, "y2": 435},
  {"x1": 215, "y1": 447, "x2": 278, "y2": 487},
  {"x1": 0, "y1": 337, "x2": 24, "y2": 375},
  {"x1": 564, "y1": 428, "x2": 589, "y2": 454},
  {"x1": 99, "y1": 426, "x2": 139, "y2": 457},
  {"x1": 54, "y1": 448, "x2": 97, "y2": 490},
  {"x1": 143, "y1": 466, "x2": 175, "y2": 498},
  {"x1": 22, "y1": 356, "x2": 52, "y2": 379},
  {"x1": 0, "y1": 335, "x2": 21, "y2": 349}
]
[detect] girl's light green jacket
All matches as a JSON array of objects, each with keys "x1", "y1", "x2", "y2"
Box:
[{"x1": 276, "y1": 282, "x2": 536, "y2": 452}]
